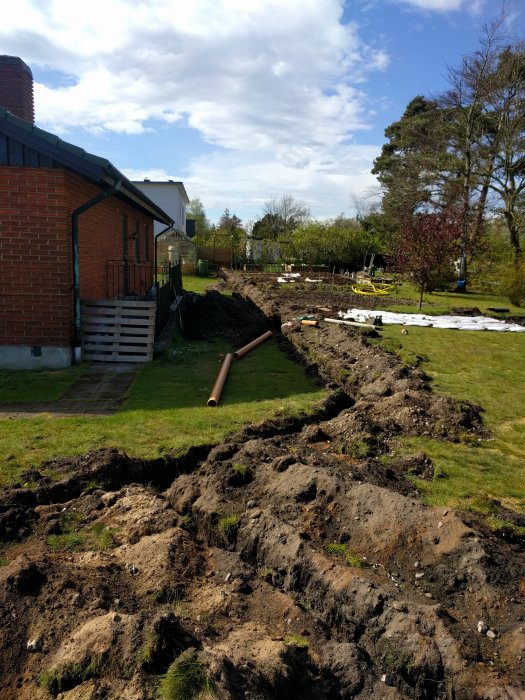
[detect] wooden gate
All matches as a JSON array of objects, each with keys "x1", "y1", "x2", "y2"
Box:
[{"x1": 81, "y1": 299, "x2": 156, "y2": 363}]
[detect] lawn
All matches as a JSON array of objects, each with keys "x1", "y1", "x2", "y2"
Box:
[
  {"x1": 0, "y1": 364, "x2": 86, "y2": 403},
  {"x1": 386, "y1": 282, "x2": 525, "y2": 317},
  {"x1": 0, "y1": 336, "x2": 326, "y2": 484},
  {"x1": 379, "y1": 322, "x2": 525, "y2": 512},
  {"x1": 182, "y1": 272, "x2": 223, "y2": 294}
]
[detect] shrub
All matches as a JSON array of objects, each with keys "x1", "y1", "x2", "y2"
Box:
[{"x1": 501, "y1": 261, "x2": 525, "y2": 306}]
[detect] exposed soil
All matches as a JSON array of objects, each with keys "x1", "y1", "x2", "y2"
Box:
[{"x1": 0, "y1": 272, "x2": 524, "y2": 700}]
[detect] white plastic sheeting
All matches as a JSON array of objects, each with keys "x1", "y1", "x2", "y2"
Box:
[
  {"x1": 277, "y1": 272, "x2": 301, "y2": 283},
  {"x1": 277, "y1": 273, "x2": 322, "y2": 283},
  {"x1": 339, "y1": 308, "x2": 525, "y2": 332}
]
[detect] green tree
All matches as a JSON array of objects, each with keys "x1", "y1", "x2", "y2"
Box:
[
  {"x1": 372, "y1": 96, "x2": 451, "y2": 220},
  {"x1": 484, "y1": 44, "x2": 525, "y2": 263},
  {"x1": 389, "y1": 210, "x2": 461, "y2": 308},
  {"x1": 438, "y1": 12, "x2": 508, "y2": 288},
  {"x1": 357, "y1": 211, "x2": 398, "y2": 249},
  {"x1": 253, "y1": 195, "x2": 310, "y2": 240},
  {"x1": 216, "y1": 208, "x2": 246, "y2": 269},
  {"x1": 187, "y1": 197, "x2": 211, "y2": 244},
  {"x1": 285, "y1": 218, "x2": 381, "y2": 270}
]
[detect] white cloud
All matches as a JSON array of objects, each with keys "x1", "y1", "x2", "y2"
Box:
[
  {"x1": 395, "y1": 0, "x2": 485, "y2": 13},
  {"x1": 1, "y1": 0, "x2": 389, "y2": 218},
  {"x1": 3, "y1": 1, "x2": 388, "y2": 143},
  {"x1": 124, "y1": 144, "x2": 382, "y2": 222}
]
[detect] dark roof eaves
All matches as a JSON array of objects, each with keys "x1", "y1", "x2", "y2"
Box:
[{"x1": 0, "y1": 106, "x2": 172, "y2": 224}]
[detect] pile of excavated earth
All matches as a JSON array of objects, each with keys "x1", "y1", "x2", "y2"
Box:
[{"x1": 0, "y1": 271, "x2": 524, "y2": 699}]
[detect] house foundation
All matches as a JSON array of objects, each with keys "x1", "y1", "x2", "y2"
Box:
[{"x1": 0, "y1": 345, "x2": 72, "y2": 370}]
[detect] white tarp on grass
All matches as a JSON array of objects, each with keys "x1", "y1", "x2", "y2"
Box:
[{"x1": 339, "y1": 308, "x2": 525, "y2": 332}]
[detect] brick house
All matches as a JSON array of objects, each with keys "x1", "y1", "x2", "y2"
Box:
[{"x1": 0, "y1": 56, "x2": 173, "y2": 369}]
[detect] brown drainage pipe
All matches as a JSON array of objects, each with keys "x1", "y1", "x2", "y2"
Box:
[
  {"x1": 207, "y1": 353, "x2": 234, "y2": 406},
  {"x1": 233, "y1": 330, "x2": 273, "y2": 359}
]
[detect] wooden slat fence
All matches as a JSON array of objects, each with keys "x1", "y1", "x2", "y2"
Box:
[{"x1": 81, "y1": 299, "x2": 156, "y2": 363}]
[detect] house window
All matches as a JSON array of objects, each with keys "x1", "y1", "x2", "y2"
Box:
[
  {"x1": 144, "y1": 223, "x2": 149, "y2": 262},
  {"x1": 134, "y1": 219, "x2": 140, "y2": 262}
]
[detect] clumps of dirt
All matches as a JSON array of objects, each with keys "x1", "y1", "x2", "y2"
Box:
[
  {"x1": 273, "y1": 318, "x2": 487, "y2": 499},
  {"x1": 217, "y1": 271, "x2": 418, "y2": 327},
  {"x1": 1, "y1": 436, "x2": 524, "y2": 698},
  {"x1": 0, "y1": 274, "x2": 524, "y2": 699},
  {"x1": 0, "y1": 446, "x2": 214, "y2": 543}
]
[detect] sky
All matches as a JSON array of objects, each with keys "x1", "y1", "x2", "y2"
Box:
[{"x1": 1, "y1": 0, "x2": 524, "y2": 225}]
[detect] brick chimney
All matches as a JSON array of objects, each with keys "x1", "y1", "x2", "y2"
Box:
[{"x1": 0, "y1": 56, "x2": 35, "y2": 123}]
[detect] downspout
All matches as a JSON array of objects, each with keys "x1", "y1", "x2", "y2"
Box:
[
  {"x1": 154, "y1": 223, "x2": 174, "y2": 287},
  {"x1": 71, "y1": 180, "x2": 122, "y2": 363}
]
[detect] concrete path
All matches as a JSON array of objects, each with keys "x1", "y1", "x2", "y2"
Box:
[{"x1": 0, "y1": 363, "x2": 137, "y2": 418}]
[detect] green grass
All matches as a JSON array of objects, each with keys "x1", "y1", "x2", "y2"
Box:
[
  {"x1": 324, "y1": 542, "x2": 368, "y2": 568},
  {"x1": 385, "y1": 281, "x2": 525, "y2": 317},
  {"x1": 46, "y1": 513, "x2": 117, "y2": 552},
  {"x1": 284, "y1": 634, "x2": 309, "y2": 648},
  {"x1": 158, "y1": 650, "x2": 214, "y2": 700},
  {"x1": 346, "y1": 551, "x2": 368, "y2": 568},
  {"x1": 232, "y1": 462, "x2": 249, "y2": 475},
  {"x1": 217, "y1": 513, "x2": 239, "y2": 537},
  {"x1": 380, "y1": 323, "x2": 525, "y2": 512},
  {"x1": 0, "y1": 364, "x2": 86, "y2": 403},
  {"x1": 0, "y1": 336, "x2": 326, "y2": 484},
  {"x1": 38, "y1": 654, "x2": 106, "y2": 694},
  {"x1": 182, "y1": 273, "x2": 218, "y2": 294},
  {"x1": 324, "y1": 542, "x2": 348, "y2": 556}
]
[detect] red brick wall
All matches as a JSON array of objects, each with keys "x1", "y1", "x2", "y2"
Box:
[
  {"x1": 0, "y1": 166, "x2": 155, "y2": 349},
  {"x1": 66, "y1": 171, "x2": 155, "y2": 300},
  {"x1": 0, "y1": 167, "x2": 71, "y2": 347}
]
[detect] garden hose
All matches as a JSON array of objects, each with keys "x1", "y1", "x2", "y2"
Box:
[{"x1": 352, "y1": 282, "x2": 393, "y2": 296}]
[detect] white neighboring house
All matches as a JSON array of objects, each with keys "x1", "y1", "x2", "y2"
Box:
[
  {"x1": 132, "y1": 179, "x2": 196, "y2": 268},
  {"x1": 132, "y1": 179, "x2": 189, "y2": 234}
]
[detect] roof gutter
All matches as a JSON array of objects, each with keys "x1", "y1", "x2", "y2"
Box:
[
  {"x1": 71, "y1": 180, "x2": 122, "y2": 362},
  {"x1": 101, "y1": 172, "x2": 172, "y2": 224}
]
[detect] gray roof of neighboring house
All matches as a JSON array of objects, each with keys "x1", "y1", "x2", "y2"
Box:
[
  {"x1": 132, "y1": 179, "x2": 190, "y2": 205},
  {"x1": 0, "y1": 106, "x2": 173, "y2": 225}
]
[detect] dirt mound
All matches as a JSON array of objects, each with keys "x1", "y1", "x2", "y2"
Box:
[
  {"x1": 0, "y1": 274, "x2": 523, "y2": 699},
  {"x1": 180, "y1": 290, "x2": 270, "y2": 345}
]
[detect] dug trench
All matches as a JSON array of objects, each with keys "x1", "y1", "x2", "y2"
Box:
[{"x1": 0, "y1": 275, "x2": 524, "y2": 699}]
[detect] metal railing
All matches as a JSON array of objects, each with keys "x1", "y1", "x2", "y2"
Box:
[
  {"x1": 106, "y1": 261, "x2": 182, "y2": 339},
  {"x1": 155, "y1": 263, "x2": 182, "y2": 338},
  {"x1": 106, "y1": 260, "x2": 155, "y2": 299}
]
